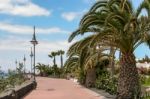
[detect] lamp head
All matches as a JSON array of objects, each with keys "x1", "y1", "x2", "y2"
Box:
[
  {"x1": 30, "y1": 26, "x2": 38, "y2": 45},
  {"x1": 30, "y1": 47, "x2": 34, "y2": 57},
  {"x1": 23, "y1": 55, "x2": 26, "y2": 61}
]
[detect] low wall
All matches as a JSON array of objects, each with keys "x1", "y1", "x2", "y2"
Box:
[{"x1": 0, "y1": 81, "x2": 37, "y2": 99}]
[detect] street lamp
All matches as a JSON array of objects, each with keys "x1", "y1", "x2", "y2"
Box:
[
  {"x1": 30, "y1": 26, "x2": 38, "y2": 81},
  {"x1": 15, "y1": 60, "x2": 17, "y2": 70},
  {"x1": 30, "y1": 47, "x2": 33, "y2": 77},
  {"x1": 23, "y1": 55, "x2": 26, "y2": 74}
]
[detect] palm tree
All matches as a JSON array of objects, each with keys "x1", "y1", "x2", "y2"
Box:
[
  {"x1": 36, "y1": 63, "x2": 50, "y2": 77},
  {"x1": 48, "y1": 51, "x2": 58, "y2": 66},
  {"x1": 109, "y1": 47, "x2": 116, "y2": 78},
  {"x1": 65, "y1": 39, "x2": 87, "y2": 84},
  {"x1": 49, "y1": 51, "x2": 60, "y2": 76},
  {"x1": 36, "y1": 63, "x2": 45, "y2": 76},
  {"x1": 64, "y1": 55, "x2": 79, "y2": 74},
  {"x1": 58, "y1": 50, "x2": 65, "y2": 68},
  {"x1": 66, "y1": 35, "x2": 109, "y2": 87},
  {"x1": 69, "y1": 0, "x2": 150, "y2": 98}
]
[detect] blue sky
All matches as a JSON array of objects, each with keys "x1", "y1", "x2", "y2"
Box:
[{"x1": 0, "y1": 0, "x2": 149, "y2": 71}]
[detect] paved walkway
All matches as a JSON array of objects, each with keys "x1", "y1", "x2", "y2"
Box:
[{"x1": 24, "y1": 77, "x2": 107, "y2": 99}]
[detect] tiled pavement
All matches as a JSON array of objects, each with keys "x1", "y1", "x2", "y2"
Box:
[{"x1": 24, "y1": 77, "x2": 110, "y2": 99}]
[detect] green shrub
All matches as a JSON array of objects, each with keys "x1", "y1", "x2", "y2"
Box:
[
  {"x1": 77, "y1": 69, "x2": 86, "y2": 85},
  {"x1": 0, "y1": 64, "x2": 26, "y2": 93},
  {"x1": 0, "y1": 78, "x2": 8, "y2": 93},
  {"x1": 95, "y1": 70, "x2": 117, "y2": 95},
  {"x1": 140, "y1": 75, "x2": 150, "y2": 86},
  {"x1": 141, "y1": 92, "x2": 150, "y2": 99}
]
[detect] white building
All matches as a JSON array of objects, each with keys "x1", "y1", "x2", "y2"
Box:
[{"x1": 136, "y1": 62, "x2": 150, "y2": 68}]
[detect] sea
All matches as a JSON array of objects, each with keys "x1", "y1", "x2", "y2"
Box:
[{"x1": 0, "y1": 71, "x2": 8, "y2": 79}]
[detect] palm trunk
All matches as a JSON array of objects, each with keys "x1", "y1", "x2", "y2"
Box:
[
  {"x1": 79, "y1": 67, "x2": 86, "y2": 84},
  {"x1": 61, "y1": 54, "x2": 63, "y2": 68},
  {"x1": 119, "y1": 50, "x2": 122, "y2": 59},
  {"x1": 85, "y1": 67, "x2": 96, "y2": 87},
  {"x1": 109, "y1": 47, "x2": 115, "y2": 78},
  {"x1": 54, "y1": 56, "x2": 56, "y2": 66},
  {"x1": 53, "y1": 56, "x2": 56, "y2": 76},
  {"x1": 117, "y1": 53, "x2": 141, "y2": 99}
]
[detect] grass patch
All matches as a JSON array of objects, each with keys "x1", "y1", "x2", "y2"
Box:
[
  {"x1": 143, "y1": 83, "x2": 150, "y2": 87},
  {"x1": 141, "y1": 75, "x2": 150, "y2": 87}
]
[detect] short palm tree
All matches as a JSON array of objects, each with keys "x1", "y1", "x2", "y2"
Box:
[
  {"x1": 66, "y1": 35, "x2": 110, "y2": 87},
  {"x1": 64, "y1": 55, "x2": 79, "y2": 73},
  {"x1": 69, "y1": 0, "x2": 150, "y2": 98},
  {"x1": 36, "y1": 63, "x2": 45, "y2": 76}
]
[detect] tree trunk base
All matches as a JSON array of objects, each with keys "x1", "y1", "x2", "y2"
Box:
[
  {"x1": 117, "y1": 53, "x2": 141, "y2": 99},
  {"x1": 85, "y1": 68, "x2": 96, "y2": 87}
]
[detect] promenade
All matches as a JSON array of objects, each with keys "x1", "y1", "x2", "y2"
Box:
[{"x1": 24, "y1": 77, "x2": 107, "y2": 99}]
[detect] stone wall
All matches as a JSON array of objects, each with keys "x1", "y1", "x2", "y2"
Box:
[{"x1": 0, "y1": 81, "x2": 37, "y2": 99}]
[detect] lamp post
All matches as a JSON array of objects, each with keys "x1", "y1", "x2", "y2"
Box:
[
  {"x1": 23, "y1": 55, "x2": 26, "y2": 74},
  {"x1": 15, "y1": 60, "x2": 17, "y2": 70},
  {"x1": 30, "y1": 47, "x2": 33, "y2": 77},
  {"x1": 30, "y1": 26, "x2": 38, "y2": 81}
]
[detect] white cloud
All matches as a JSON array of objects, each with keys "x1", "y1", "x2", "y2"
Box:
[
  {"x1": 83, "y1": 0, "x2": 96, "y2": 4},
  {"x1": 61, "y1": 12, "x2": 80, "y2": 21},
  {"x1": 0, "y1": 36, "x2": 75, "y2": 71},
  {"x1": 61, "y1": 10, "x2": 87, "y2": 21},
  {"x1": 0, "y1": 0, "x2": 50, "y2": 17},
  {"x1": 0, "y1": 37, "x2": 29, "y2": 51},
  {"x1": 0, "y1": 35, "x2": 74, "y2": 53},
  {"x1": 37, "y1": 41, "x2": 71, "y2": 53},
  {"x1": 0, "y1": 22, "x2": 70, "y2": 35}
]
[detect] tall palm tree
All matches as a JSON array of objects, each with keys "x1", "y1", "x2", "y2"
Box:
[
  {"x1": 48, "y1": 51, "x2": 58, "y2": 66},
  {"x1": 58, "y1": 50, "x2": 65, "y2": 68},
  {"x1": 49, "y1": 51, "x2": 60, "y2": 76},
  {"x1": 69, "y1": 0, "x2": 150, "y2": 98}
]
